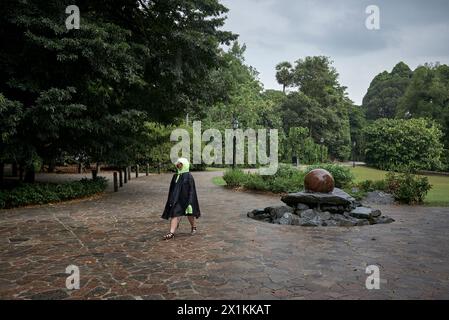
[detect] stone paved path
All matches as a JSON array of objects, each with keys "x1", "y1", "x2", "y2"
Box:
[{"x1": 1, "y1": 171, "x2": 449, "y2": 300}]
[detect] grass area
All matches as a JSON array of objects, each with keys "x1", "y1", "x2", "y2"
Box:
[
  {"x1": 212, "y1": 176, "x2": 226, "y2": 186},
  {"x1": 206, "y1": 167, "x2": 226, "y2": 172},
  {"x1": 351, "y1": 166, "x2": 449, "y2": 206},
  {"x1": 213, "y1": 165, "x2": 449, "y2": 206},
  {"x1": 351, "y1": 166, "x2": 387, "y2": 182}
]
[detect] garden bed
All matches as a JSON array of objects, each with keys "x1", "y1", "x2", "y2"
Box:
[{"x1": 0, "y1": 177, "x2": 108, "y2": 209}]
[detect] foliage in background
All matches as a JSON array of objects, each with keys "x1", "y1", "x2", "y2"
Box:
[
  {"x1": 222, "y1": 164, "x2": 354, "y2": 193},
  {"x1": 279, "y1": 56, "x2": 352, "y2": 161},
  {"x1": 284, "y1": 127, "x2": 328, "y2": 165},
  {"x1": 363, "y1": 62, "x2": 413, "y2": 120},
  {"x1": 397, "y1": 63, "x2": 449, "y2": 152},
  {"x1": 0, "y1": 177, "x2": 107, "y2": 209},
  {"x1": 223, "y1": 165, "x2": 305, "y2": 193},
  {"x1": 348, "y1": 105, "x2": 366, "y2": 161},
  {"x1": 364, "y1": 118, "x2": 444, "y2": 171},
  {"x1": 0, "y1": 0, "x2": 236, "y2": 180}
]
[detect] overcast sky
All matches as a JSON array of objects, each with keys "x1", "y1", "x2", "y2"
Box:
[{"x1": 221, "y1": 0, "x2": 449, "y2": 105}]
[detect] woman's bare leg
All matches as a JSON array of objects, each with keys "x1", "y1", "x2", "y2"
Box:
[
  {"x1": 170, "y1": 217, "x2": 181, "y2": 233},
  {"x1": 187, "y1": 216, "x2": 196, "y2": 228}
]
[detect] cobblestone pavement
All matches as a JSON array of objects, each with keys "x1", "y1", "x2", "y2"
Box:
[{"x1": 1, "y1": 171, "x2": 449, "y2": 300}]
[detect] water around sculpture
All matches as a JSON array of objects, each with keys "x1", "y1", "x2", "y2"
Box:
[{"x1": 304, "y1": 169, "x2": 335, "y2": 193}]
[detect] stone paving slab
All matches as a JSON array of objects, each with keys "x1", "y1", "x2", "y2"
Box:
[{"x1": 1, "y1": 171, "x2": 449, "y2": 299}]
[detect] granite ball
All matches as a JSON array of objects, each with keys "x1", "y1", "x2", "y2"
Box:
[{"x1": 304, "y1": 169, "x2": 335, "y2": 193}]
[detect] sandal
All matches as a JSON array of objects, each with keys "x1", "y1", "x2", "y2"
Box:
[
  {"x1": 191, "y1": 226, "x2": 197, "y2": 235},
  {"x1": 163, "y1": 232, "x2": 175, "y2": 240}
]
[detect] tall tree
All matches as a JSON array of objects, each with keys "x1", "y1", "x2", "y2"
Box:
[
  {"x1": 280, "y1": 56, "x2": 352, "y2": 160},
  {"x1": 349, "y1": 105, "x2": 367, "y2": 161},
  {"x1": 397, "y1": 63, "x2": 449, "y2": 155},
  {"x1": 275, "y1": 62, "x2": 293, "y2": 93},
  {"x1": 202, "y1": 42, "x2": 269, "y2": 131},
  {"x1": 0, "y1": 0, "x2": 236, "y2": 180},
  {"x1": 362, "y1": 62, "x2": 412, "y2": 120}
]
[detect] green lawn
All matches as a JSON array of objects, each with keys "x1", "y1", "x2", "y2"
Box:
[
  {"x1": 212, "y1": 176, "x2": 226, "y2": 186},
  {"x1": 206, "y1": 167, "x2": 226, "y2": 172},
  {"x1": 351, "y1": 166, "x2": 449, "y2": 206}
]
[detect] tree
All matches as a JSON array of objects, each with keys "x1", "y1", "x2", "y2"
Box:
[
  {"x1": 0, "y1": 94, "x2": 23, "y2": 184},
  {"x1": 349, "y1": 105, "x2": 367, "y2": 161},
  {"x1": 362, "y1": 62, "x2": 412, "y2": 120},
  {"x1": 0, "y1": 0, "x2": 236, "y2": 181},
  {"x1": 202, "y1": 42, "x2": 269, "y2": 131},
  {"x1": 292, "y1": 56, "x2": 343, "y2": 104},
  {"x1": 275, "y1": 62, "x2": 293, "y2": 93},
  {"x1": 279, "y1": 56, "x2": 352, "y2": 160},
  {"x1": 285, "y1": 127, "x2": 325, "y2": 165},
  {"x1": 397, "y1": 63, "x2": 449, "y2": 151}
]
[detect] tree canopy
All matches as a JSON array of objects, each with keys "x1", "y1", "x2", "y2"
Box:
[
  {"x1": 0, "y1": 0, "x2": 236, "y2": 180},
  {"x1": 278, "y1": 56, "x2": 352, "y2": 160},
  {"x1": 362, "y1": 62, "x2": 413, "y2": 120}
]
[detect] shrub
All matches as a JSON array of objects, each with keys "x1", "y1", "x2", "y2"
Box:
[
  {"x1": 385, "y1": 172, "x2": 432, "y2": 204},
  {"x1": 305, "y1": 164, "x2": 354, "y2": 188},
  {"x1": 245, "y1": 174, "x2": 268, "y2": 191},
  {"x1": 222, "y1": 165, "x2": 305, "y2": 193},
  {"x1": 0, "y1": 177, "x2": 108, "y2": 209},
  {"x1": 358, "y1": 179, "x2": 388, "y2": 192},
  {"x1": 222, "y1": 169, "x2": 247, "y2": 188},
  {"x1": 364, "y1": 118, "x2": 444, "y2": 171},
  {"x1": 268, "y1": 164, "x2": 305, "y2": 192}
]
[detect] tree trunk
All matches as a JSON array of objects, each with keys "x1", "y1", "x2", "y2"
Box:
[
  {"x1": 24, "y1": 166, "x2": 35, "y2": 183},
  {"x1": 19, "y1": 164, "x2": 24, "y2": 181},
  {"x1": 0, "y1": 162, "x2": 4, "y2": 186},
  {"x1": 48, "y1": 159, "x2": 55, "y2": 173},
  {"x1": 12, "y1": 163, "x2": 18, "y2": 177}
]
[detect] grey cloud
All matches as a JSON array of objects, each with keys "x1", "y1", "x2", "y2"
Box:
[{"x1": 221, "y1": 0, "x2": 449, "y2": 104}]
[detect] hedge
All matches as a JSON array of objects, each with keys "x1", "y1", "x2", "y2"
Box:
[{"x1": 0, "y1": 177, "x2": 108, "y2": 209}]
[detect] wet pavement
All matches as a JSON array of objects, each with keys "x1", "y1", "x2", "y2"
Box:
[{"x1": 1, "y1": 171, "x2": 449, "y2": 299}]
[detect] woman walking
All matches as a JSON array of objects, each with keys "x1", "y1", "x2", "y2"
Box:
[{"x1": 161, "y1": 158, "x2": 200, "y2": 240}]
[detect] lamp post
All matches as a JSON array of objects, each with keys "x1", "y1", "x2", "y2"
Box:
[
  {"x1": 353, "y1": 140, "x2": 357, "y2": 168},
  {"x1": 320, "y1": 138, "x2": 324, "y2": 163},
  {"x1": 232, "y1": 117, "x2": 239, "y2": 170}
]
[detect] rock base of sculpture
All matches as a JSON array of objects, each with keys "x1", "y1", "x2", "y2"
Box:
[{"x1": 247, "y1": 188, "x2": 394, "y2": 227}]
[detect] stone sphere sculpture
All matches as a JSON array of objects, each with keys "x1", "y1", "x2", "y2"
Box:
[{"x1": 304, "y1": 169, "x2": 335, "y2": 193}]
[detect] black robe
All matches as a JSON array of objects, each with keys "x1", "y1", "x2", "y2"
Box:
[{"x1": 161, "y1": 172, "x2": 201, "y2": 220}]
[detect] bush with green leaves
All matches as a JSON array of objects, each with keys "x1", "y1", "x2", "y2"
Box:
[
  {"x1": 223, "y1": 165, "x2": 305, "y2": 193},
  {"x1": 358, "y1": 180, "x2": 388, "y2": 192},
  {"x1": 385, "y1": 172, "x2": 432, "y2": 204},
  {"x1": 222, "y1": 169, "x2": 247, "y2": 188},
  {"x1": 305, "y1": 164, "x2": 354, "y2": 188},
  {"x1": 364, "y1": 118, "x2": 444, "y2": 171},
  {"x1": 265, "y1": 164, "x2": 305, "y2": 193},
  {"x1": 245, "y1": 174, "x2": 269, "y2": 191},
  {"x1": 0, "y1": 178, "x2": 108, "y2": 209}
]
